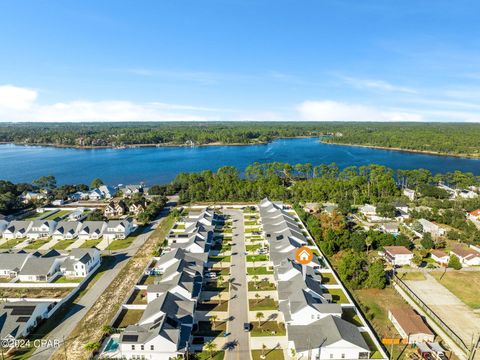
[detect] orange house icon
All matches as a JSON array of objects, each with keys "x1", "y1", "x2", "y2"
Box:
[{"x1": 295, "y1": 246, "x2": 313, "y2": 265}]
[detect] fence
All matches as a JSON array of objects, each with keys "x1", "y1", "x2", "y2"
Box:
[{"x1": 393, "y1": 273, "x2": 469, "y2": 353}]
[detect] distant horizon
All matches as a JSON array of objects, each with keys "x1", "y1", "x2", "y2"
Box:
[{"x1": 1, "y1": 1, "x2": 480, "y2": 123}]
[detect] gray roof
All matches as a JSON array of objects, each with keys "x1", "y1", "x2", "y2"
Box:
[
  {"x1": 5, "y1": 221, "x2": 32, "y2": 235},
  {"x1": 288, "y1": 315, "x2": 369, "y2": 352},
  {"x1": 53, "y1": 221, "x2": 80, "y2": 235},
  {"x1": 19, "y1": 257, "x2": 61, "y2": 276},
  {"x1": 79, "y1": 221, "x2": 105, "y2": 235},
  {"x1": 0, "y1": 253, "x2": 31, "y2": 272},
  {"x1": 0, "y1": 301, "x2": 51, "y2": 339}
]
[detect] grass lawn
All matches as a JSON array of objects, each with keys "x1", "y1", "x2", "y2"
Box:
[
  {"x1": 247, "y1": 267, "x2": 274, "y2": 275},
  {"x1": 79, "y1": 239, "x2": 102, "y2": 248},
  {"x1": 244, "y1": 220, "x2": 259, "y2": 226},
  {"x1": 342, "y1": 307, "x2": 363, "y2": 326},
  {"x1": 52, "y1": 276, "x2": 83, "y2": 283},
  {"x1": 319, "y1": 272, "x2": 338, "y2": 284},
  {"x1": 0, "y1": 238, "x2": 25, "y2": 249},
  {"x1": 173, "y1": 223, "x2": 185, "y2": 230},
  {"x1": 251, "y1": 350, "x2": 284, "y2": 360},
  {"x1": 106, "y1": 235, "x2": 137, "y2": 250},
  {"x1": 0, "y1": 287, "x2": 71, "y2": 298},
  {"x1": 202, "y1": 281, "x2": 229, "y2": 293},
  {"x1": 208, "y1": 255, "x2": 231, "y2": 263},
  {"x1": 52, "y1": 239, "x2": 75, "y2": 250},
  {"x1": 245, "y1": 227, "x2": 262, "y2": 233},
  {"x1": 196, "y1": 300, "x2": 229, "y2": 312},
  {"x1": 246, "y1": 244, "x2": 262, "y2": 252},
  {"x1": 194, "y1": 351, "x2": 225, "y2": 360},
  {"x1": 249, "y1": 298, "x2": 278, "y2": 311},
  {"x1": 398, "y1": 272, "x2": 426, "y2": 281},
  {"x1": 250, "y1": 321, "x2": 286, "y2": 337},
  {"x1": 361, "y1": 332, "x2": 383, "y2": 359},
  {"x1": 114, "y1": 309, "x2": 144, "y2": 328},
  {"x1": 23, "y1": 212, "x2": 46, "y2": 220},
  {"x1": 248, "y1": 281, "x2": 277, "y2": 291},
  {"x1": 24, "y1": 239, "x2": 50, "y2": 250},
  {"x1": 323, "y1": 288, "x2": 350, "y2": 304},
  {"x1": 45, "y1": 210, "x2": 71, "y2": 220},
  {"x1": 191, "y1": 320, "x2": 227, "y2": 337},
  {"x1": 431, "y1": 271, "x2": 480, "y2": 309},
  {"x1": 128, "y1": 289, "x2": 148, "y2": 304},
  {"x1": 0, "y1": 277, "x2": 12, "y2": 283},
  {"x1": 138, "y1": 274, "x2": 161, "y2": 285},
  {"x1": 247, "y1": 254, "x2": 269, "y2": 262},
  {"x1": 354, "y1": 288, "x2": 407, "y2": 338}
]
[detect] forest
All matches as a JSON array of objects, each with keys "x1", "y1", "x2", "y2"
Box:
[{"x1": 1, "y1": 122, "x2": 480, "y2": 157}]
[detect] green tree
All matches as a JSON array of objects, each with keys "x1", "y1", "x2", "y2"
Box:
[
  {"x1": 33, "y1": 175, "x2": 57, "y2": 189},
  {"x1": 90, "y1": 178, "x2": 104, "y2": 189},
  {"x1": 256, "y1": 312, "x2": 264, "y2": 328},
  {"x1": 84, "y1": 341, "x2": 100, "y2": 351},
  {"x1": 364, "y1": 261, "x2": 386, "y2": 289},
  {"x1": 448, "y1": 254, "x2": 462, "y2": 270},
  {"x1": 420, "y1": 233, "x2": 434, "y2": 250},
  {"x1": 204, "y1": 340, "x2": 217, "y2": 359},
  {"x1": 337, "y1": 251, "x2": 368, "y2": 289}
]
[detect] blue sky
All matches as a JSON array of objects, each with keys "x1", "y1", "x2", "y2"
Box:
[{"x1": 0, "y1": 0, "x2": 479, "y2": 122}]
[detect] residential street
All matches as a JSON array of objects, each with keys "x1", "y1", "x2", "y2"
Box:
[
  {"x1": 223, "y1": 209, "x2": 251, "y2": 360},
  {"x1": 30, "y1": 202, "x2": 175, "y2": 360}
]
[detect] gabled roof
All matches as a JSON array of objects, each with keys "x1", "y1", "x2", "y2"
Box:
[
  {"x1": 79, "y1": 221, "x2": 106, "y2": 234},
  {"x1": 0, "y1": 253, "x2": 30, "y2": 272},
  {"x1": 0, "y1": 301, "x2": 51, "y2": 339},
  {"x1": 288, "y1": 315, "x2": 369, "y2": 352},
  {"x1": 384, "y1": 246, "x2": 413, "y2": 256},
  {"x1": 53, "y1": 221, "x2": 80, "y2": 235},
  {"x1": 19, "y1": 257, "x2": 61, "y2": 276},
  {"x1": 390, "y1": 308, "x2": 433, "y2": 336}
]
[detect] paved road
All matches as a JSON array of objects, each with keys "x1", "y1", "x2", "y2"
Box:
[
  {"x1": 223, "y1": 209, "x2": 251, "y2": 360},
  {"x1": 30, "y1": 203, "x2": 174, "y2": 359}
]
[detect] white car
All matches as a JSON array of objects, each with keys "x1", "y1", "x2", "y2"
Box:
[
  {"x1": 204, "y1": 272, "x2": 217, "y2": 279},
  {"x1": 257, "y1": 248, "x2": 268, "y2": 254}
]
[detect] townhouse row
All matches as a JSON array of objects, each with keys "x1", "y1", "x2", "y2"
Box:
[{"x1": 0, "y1": 218, "x2": 134, "y2": 242}]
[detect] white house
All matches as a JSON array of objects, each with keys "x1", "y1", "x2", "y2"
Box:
[
  {"x1": 26, "y1": 220, "x2": 57, "y2": 240},
  {"x1": 98, "y1": 185, "x2": 117, "y2": 199},
  {"x1": 78, "y1": 221, "x2": 107, "y2": 240},
  {"x1": 458, "y1": 189, "x2": 478, "y2": 199},
  {"x1": 51, "y1": 199, "x2": 65, "y2": 206},
  {"x1": 0, "y1": 301, "x2": 52, "y2": 340},
  {"x1": 383, "y1": 246, "x2": 414, "y2": 266},
  {"x1": 403, "y1": 188, "x2": 416, "y2": 201},
  {"x1": 450, "y1": 247, "x2": 480, "y2": 266},
  {"x1": 21, "y1": 191, "x2": 47, "y2": 203},
  {"x1": 2, "y1": 221, "x2": 32, "y2": 239},
  {"x1": 418, "y1": 219, "x2": 446, "y2": 237},
  {"x1": 118, "y1": 291, "x2": 194, "y2": 360},
  {"x1": 379, "y1": 222, "x2": 399, "y2": 235},
  {"x1": 52, "y1": 221, "x2": 81, "y2": 241},
  {"x1": 60, "y1": 248, "x2": 101, "y2": 278},
  {"x1": 102, "y1": 219, "x2": 134, "y2": 241},
  {"x1": 69, "y1": 191, "x2": 89, "y2": 201},
  {"x1": 388, "y1": 308, "x2": 435, "y2": 344},
  {"x1": 18, "y1": 256, "x2": 64, "y2": 282},
  {"x1": 288, "y1": 316, "x2": 370, "y2": 360},
  {"x1": 359, "y1": 204, "x2": 377, "y2": 218},
  {"x1": 0, "y1": 253, "x2": 32, "y2": 278},
  {"x1": 120, "y1": 184, "x2": 144, "y2": 198},
  {"x1": 88, "y1": 189, "x2": 103, "y2": 201},
  {"x1": 430, "y1": 250, "x2": 449, "y2": 266}
]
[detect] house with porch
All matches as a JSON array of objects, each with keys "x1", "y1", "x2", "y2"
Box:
[
  {"x1": 52, "y1": 221, "x2": 82, "y2": 241},
  {"x1": 78, "y1": 221, "x2": 107, "y2": 241},
  {"x1": 60, "y1": 248, "x2": 101, "y2": 278},
  {"x1": 383, "y1": 246, "x2": 414, "y2": 266},
  {"x1": 26, "y1": 220, "x2": 57, "y2": 240},
  {"x1": 2, "y1": 221, "x2": 32, "y2": 240},
  {"x1": 102, "y1": 219, "x2": 134, "y2": 241}
]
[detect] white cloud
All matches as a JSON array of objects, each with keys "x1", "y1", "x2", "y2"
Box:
[
  {"x1": 0, "y1": 85, "x2": 38, "y2": 110},
  {"x1": 0, "y1": 85, "x2": 219, "y2": 122},
  {"x1": 296, "y1": 100, "x2": 423, "y2": 122},
  {"x1": 341, "y1": 76, "x2": 416, "y2": 94}
]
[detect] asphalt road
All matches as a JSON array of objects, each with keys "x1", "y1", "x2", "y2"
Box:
[
  {"x1": 223, "y1": 209, "x2": 251, "y2": 360},
  {"x1": 30, "y1": 202, "x2": 174, "y2": 360}
]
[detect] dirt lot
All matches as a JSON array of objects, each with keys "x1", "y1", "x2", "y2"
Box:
[
  {"x1": 404, "y1": 273, "x2": 480, "y2": 347},
  {"x1": 431, "y1": 271, "x2": 480, "y2": 309}
]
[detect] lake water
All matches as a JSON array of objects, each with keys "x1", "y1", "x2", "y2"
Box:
[{"x1": 0, "y1": 138, "x2": 479, "y2": 185}]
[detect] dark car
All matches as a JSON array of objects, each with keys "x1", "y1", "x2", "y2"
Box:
[{"x1": 243, "y1": 323, "x2": 251, "y2": 332}]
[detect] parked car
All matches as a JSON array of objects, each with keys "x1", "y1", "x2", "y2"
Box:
[
  {"x1": 243, "y1": 323, "x2": 251, "y2": 332},
  {"x1": 204, "y1": 272, "x2": 217, "y2": 279},
  {"x1": 257, "y1": 248, "x2": 268, "y2": 254}
]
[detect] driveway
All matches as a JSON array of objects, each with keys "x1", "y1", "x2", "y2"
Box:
[
  {"x1": 404, "y1": 273, "x2": 480, "y2": 348},
  {"x1": 30, "y1": 203, "x2": 174, "y2": 359},
  {"x1": 223, "y1": 209, "x2": 251, "y2": 360}
]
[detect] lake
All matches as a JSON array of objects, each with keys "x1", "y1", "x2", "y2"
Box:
[{"x1": 0, "y1": 138, "x2": 479, "y2": 185}]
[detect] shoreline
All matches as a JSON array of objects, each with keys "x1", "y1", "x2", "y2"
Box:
[
  {"x1": 320, "y1": 140, "x2": 480, "y2": 159},
  {"x1": 0, "y1": 136, "x2": 316, "y2": 150}
]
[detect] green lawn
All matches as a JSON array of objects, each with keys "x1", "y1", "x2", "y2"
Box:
[
  {"x1": 194, "y1": 351, "x2": 225, "y2": 360},
  {"x1": 245, "y1": 227, "x2": 262, "y2": 233},
  {"x1": 79, "y1": 239, "x2": 102, "y2": 248},
  {"x1": 202, "y1": 281, "x2": 229, "y2": 293},
  {"x1": 319, "y1": 272, "x2": 338, "y2": 284},
  {"x1": 361, "y1": 332, "x2": 383, "y2": 359},
  {"x1": 249, "y1": 298, "x2": 278, "y2": 311},
  {"x1": 244, "y1": 220, "x2": 259, "y2": 226},
  {"x1": 208, "y1": 255, "x2": 231, "y2": 263},
  {"x1": 24, "y1": 239, "x2": 50, "y2": 250},
  {"x1": 431, "y1": 271, "x2": 480, "y2": 309},
  {"x1": 247, "y1": 267, "x2": 274, "y2": 275},
  {"x1": 251, "y1": 350, "x2": 284, "y2": 360},
  {"x1": 250, "y1": 321, "x2": 286, "y2": 337},
  {"x1": 53, "y1": 276, "x2": 83, "y2": 283},
  {"x1": 52, "y1": 239, "x2": 75, "y2": 250},
  {"x1": 196, "y1": 300, "x2": 229, "y2": 312},
  {"x1": 23, "y1": 212, "x2": 47, "y2": 220},
  {"x1": 246, "y1": 244, "x2": 262, "y2": 252},
  {"x1": 191, "y1": 320, "x2": 227, "y2": 337},
  {"x1": 0, "y1": 238, "x2": 25, "y2": 249},
  {"x1": 398, "y1": 272, "x2": 426, "y2": 281},
  {"x1": 114, "y1": 309, "x2": 144, "y2": 328},
  {"x1": 323, "y1": 288, "x2": 350, "y2": 304},
  {"x1": 45, "y1": 210, "x2": 71, "y2": 220},
  {"x1": 247, "y1": 254, "x2": 269, "y2": 262},
  {"x1": 248, "y1": 281, "x2": 277, "y2": 291},
  {"x1": 342, "y1": 307, "x2": 363, "y2": 326}
]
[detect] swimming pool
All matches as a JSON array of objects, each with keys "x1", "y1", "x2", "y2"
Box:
[{"x1": 105, "y1": 337, "x2": 119, "y2": 352}]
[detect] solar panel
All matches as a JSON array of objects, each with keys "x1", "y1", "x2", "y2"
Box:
[
  {"x1": 122, "y1": 335, "x2": 139, "y2": 342},
  {"x1": 16, "y1": 316, "x2": 30, "y2": 322},
  {"x1": 11, "y1": 306, "x2": 36, "y2": 316}
]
